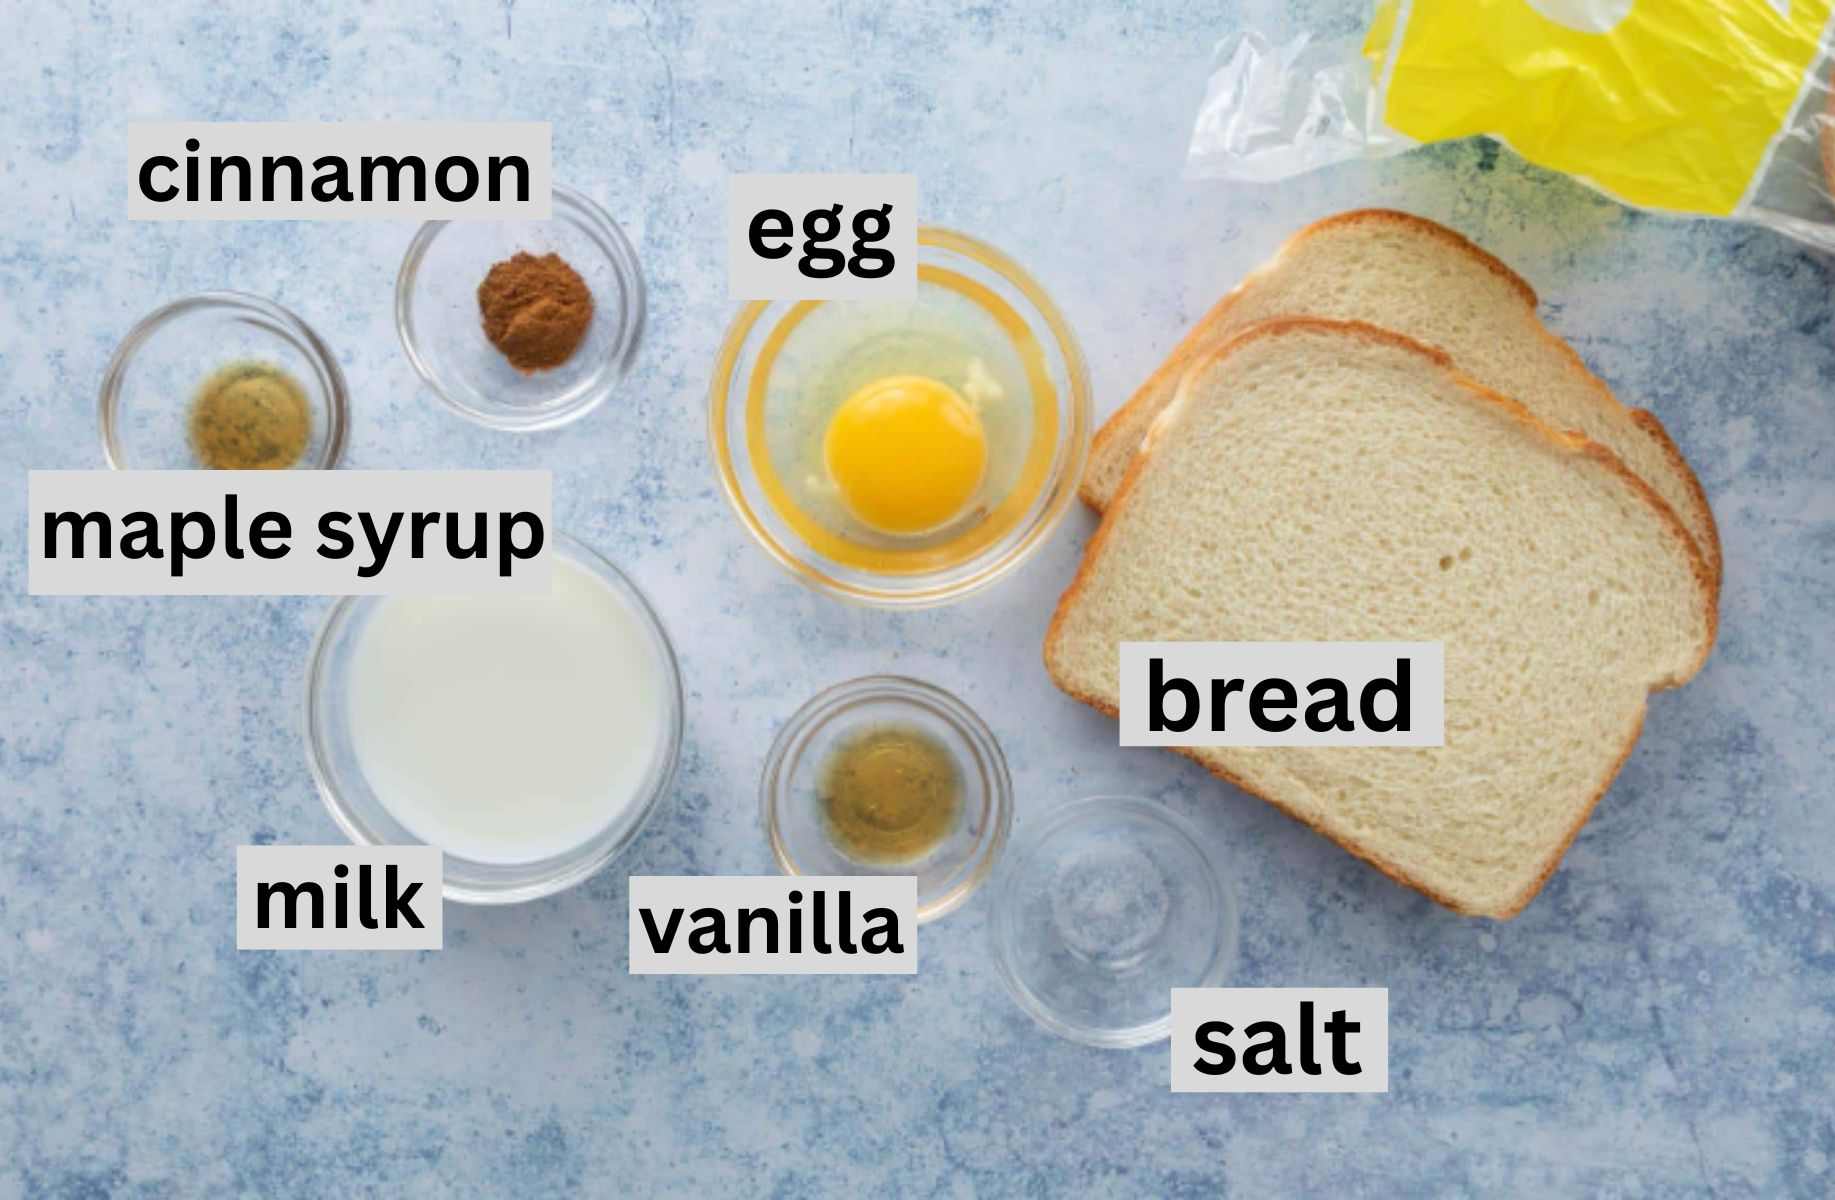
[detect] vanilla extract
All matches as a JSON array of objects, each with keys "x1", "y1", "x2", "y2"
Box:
[{"x1": 819, "y1": 723, "x2": 961, "y2": 864}]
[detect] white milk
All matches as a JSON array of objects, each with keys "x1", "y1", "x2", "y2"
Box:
[{"x1": 345, "y1": 557, "x2": 667, "y2": 864}]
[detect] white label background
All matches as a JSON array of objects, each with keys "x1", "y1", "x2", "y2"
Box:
[
  {"x1": 1119, "y1": 642, "x2": 1445, "y2": 747},
  {"x1": 237, "y1": 846, "x2": 442, "y2": 951},
  {"x1": 726, "y1": 173, "x2": 918, "y2": 300},
  {"x1": 28, "y1": 470, "x2": 551, "y2": 596},
  {"x1": 629, "y1": 876, "x2": 917, "y2": 975},
  {"x1": 127, "y1": 122, "x2": 551, "y2": 219},
  {"x1": 1171, "y1": 988, "x2": 1389, "y2": 1093}
]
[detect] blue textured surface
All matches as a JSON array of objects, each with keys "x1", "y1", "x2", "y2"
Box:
[{"x1": 4, "y1": 2, "x2": 1834, "y2": 1195}]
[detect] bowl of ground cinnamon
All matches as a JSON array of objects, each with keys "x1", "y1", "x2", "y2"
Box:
[{"x1": 396, "y1": 183, "x2": 644, "y2": 431}]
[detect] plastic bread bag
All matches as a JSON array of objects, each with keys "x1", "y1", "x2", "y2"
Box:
[{"x1": 1187, "y1": 1, "x2": 1835, "y2": 253}]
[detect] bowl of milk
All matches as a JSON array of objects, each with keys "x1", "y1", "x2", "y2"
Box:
[{"x1": 303, "y1": 534, "x2": 683, "y2": 903}]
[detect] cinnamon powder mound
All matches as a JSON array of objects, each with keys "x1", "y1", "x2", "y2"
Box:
[{"x1": 477, "y1": 251, "x2": 594, "y2": 372}]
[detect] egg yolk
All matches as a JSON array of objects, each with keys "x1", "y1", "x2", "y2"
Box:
[{"x1": 823, "y1": 375, "x2": 988, "y2": 536}]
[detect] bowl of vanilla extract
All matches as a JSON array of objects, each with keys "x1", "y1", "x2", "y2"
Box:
[{"x1": 761, "y1": 675, "x2": 1012, "y2": 923}]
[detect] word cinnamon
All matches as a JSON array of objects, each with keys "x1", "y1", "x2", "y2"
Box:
[{"x1": 476, "y1": 251, "x2": 593, "y2": 372}]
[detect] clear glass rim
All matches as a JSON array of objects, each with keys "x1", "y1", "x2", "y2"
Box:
[
  {"x1": 301, "y1": 533, "x2": 684, "y2": 905},
  {"x1": 759, "y1": 674, "x2": 1014, "y2": 923},
  {"x1": 989, "y1": 795, "x2": 1239, "y2": 1049},
  {"x1": 97, "y1": 290, "x2": 350, "y2": 470},
  {"x1": 394, "y1": 181, "x2": 646, "y2": 432},
  {"x1": 707, "y1": 226, "x2": 1092, "y2": 608}
]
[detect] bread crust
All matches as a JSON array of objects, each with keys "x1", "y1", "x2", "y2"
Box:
[
  {"x1": 1045, "y1": 316, "x2": 1716, "y2": 919},
  {"x1": 1823, "y1": 84, "x2": 1835, "y2": 212},
  {"x1": 1626, "y1": 408, "x2": 1721, "y2": 606},
  {"x1": 1079, "y1": 209, "x2": 1722, "y2": 603}
]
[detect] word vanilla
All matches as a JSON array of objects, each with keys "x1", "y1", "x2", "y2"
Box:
[
  {"x1": 638, "y1": 887, "x2": 904, "y2": 957},
  {"x1": 627, "y1": 876, "x2": 916, "y2": 975}
]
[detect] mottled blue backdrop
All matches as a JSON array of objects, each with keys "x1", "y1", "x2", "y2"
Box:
[{"x1": 4, "y1": 1, "x2": 1833, "y2": 1195}]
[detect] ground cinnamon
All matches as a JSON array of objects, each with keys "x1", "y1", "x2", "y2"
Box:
[{"x1": 476, "y1": 251, "x2": 593, "y2": 372}]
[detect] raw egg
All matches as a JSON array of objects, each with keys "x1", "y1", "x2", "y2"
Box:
[{"x1": 822, "y1": 374, "x2": 988, "y2": 535}]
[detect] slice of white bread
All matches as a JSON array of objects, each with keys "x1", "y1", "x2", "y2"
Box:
[
  {"x1": 1079, "y1": 210, "x2": 1721, "y2": 598},
  {"x1": 1046, "y1": 319, "x2": 1716, "y2": 919}
]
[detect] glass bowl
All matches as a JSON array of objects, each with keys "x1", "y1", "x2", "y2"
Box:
[
  {"x1": 395, "y1": 182, "x2": 644, "y2": 431},
  {"x1": 708, "y1": 227, "x2": 1091, "y2": 607},
  {"x1": 302, "y1": 534, "x2": 683, "y2": 904},
  {"x1": 761, "y1": 675, "x2": 1012, "y2": 923},
  {"x1": 99, "y1": 292, "x2": 348, "y2": 469},
  {"x1": 990, "y1": 796, "x2": 1238, "y2": 1048}
]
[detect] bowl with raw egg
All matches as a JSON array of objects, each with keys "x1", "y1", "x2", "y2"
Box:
[{"x1": 708, "y1": 227, "x2": 1092, "y2": 607}]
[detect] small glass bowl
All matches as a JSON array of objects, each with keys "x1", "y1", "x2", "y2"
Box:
[
  {"x1": 396, "y1": 183, "x2": 644, "y2": 431},
  {"x1": 761, "y1": 676, "x2": 1012, "y2": 923},
  {"x1": 302, "y1": 534, "x2": 683, "y2": 904},
  {"x1": 991, "y1": 796, "x2": 1238, "y2": 1048},
  {"x1": 99, "y1": 292, "x2": 348, "y2": 469},
  {"x1": 709, "y1": 227, "x2": 1091, "y2": 607}
]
